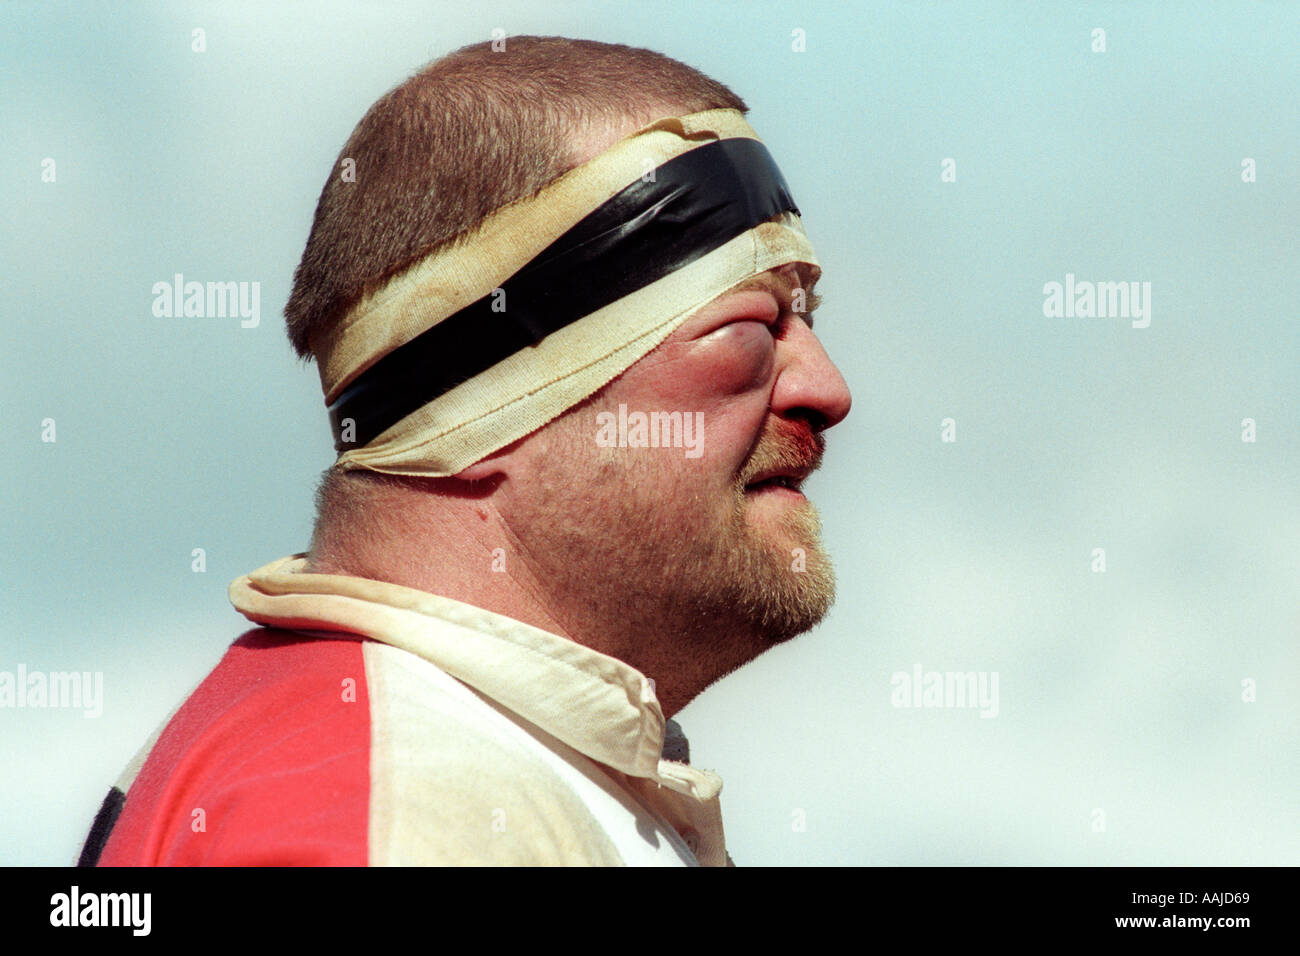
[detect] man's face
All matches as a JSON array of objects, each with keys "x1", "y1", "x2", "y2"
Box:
[{"x1": 501, "y1": 262, "x2": 852, "y2": 705}]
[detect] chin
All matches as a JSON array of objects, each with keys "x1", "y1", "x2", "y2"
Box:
[
  {"x1": 738, "y1": 527, "x2": 837, "y2": 644},
  {"x1": 760, "y1": 567, "x2": 836, "y2": 643}
]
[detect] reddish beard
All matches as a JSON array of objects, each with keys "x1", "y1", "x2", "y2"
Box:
[{"x1": 737, "y1": 416, "x2": 825, "y2": 491}]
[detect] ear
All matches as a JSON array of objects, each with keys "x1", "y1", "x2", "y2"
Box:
[
  {"x1": 451, "y1": 433, "x2": 530, "y2": 482},
  {"x1": 454, "y1": 458, "x2": 506, "y2": 481}
]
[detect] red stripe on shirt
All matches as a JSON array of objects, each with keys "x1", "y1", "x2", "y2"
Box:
[{"x1": 99, "y1": 630, "x2": 371, "y2": 866}]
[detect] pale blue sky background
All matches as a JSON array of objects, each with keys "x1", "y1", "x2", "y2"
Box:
[{"x1": 3, "y1": 1, "x2": 1297, "y2": 865}]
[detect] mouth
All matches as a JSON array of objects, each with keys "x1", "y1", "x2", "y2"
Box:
[
  {"x1": 737, "y1": 419, "x2": 825, "y2": 504},
  {"x1": 742, "y1": 470, "x2": 810, "y2": 498}
]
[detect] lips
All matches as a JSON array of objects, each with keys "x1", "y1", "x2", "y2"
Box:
[
  {"x1": 739, "y1": 418, "x2": 824, "y2": 495},
  {"x1": 743, "y1": 468, "x2": 811, "y2": 493}
]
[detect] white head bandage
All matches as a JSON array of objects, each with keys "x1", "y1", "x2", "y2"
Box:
[{"x1": 315, "y1": 107, "x2": 819, "y2": 477}]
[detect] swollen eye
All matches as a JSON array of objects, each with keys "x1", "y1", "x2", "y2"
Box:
[{"x1": 696, "y1": 320, "x2": 775, "y2": 393}]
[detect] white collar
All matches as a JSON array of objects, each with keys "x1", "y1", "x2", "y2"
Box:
[{"x1": 227, "y1": 554, "x2": 720, "y2": 801}]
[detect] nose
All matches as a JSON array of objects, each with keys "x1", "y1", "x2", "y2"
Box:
[{"x1": 770, "y1": 319, "x2": 852, "y2": 431}]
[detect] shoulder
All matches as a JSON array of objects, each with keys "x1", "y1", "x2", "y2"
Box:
[
  {"x1": 101, "y1": 630, "x2": 372, "y2": 865},
  {"x1": 102, "y1": 631, "x2": 628, "y2": 866}
]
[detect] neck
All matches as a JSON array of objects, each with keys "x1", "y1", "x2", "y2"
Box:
[
  {"x1": 308, "y1": 485, "x2": 573, "y2": 646},
  {"x1": 307, "y1": 475, "x2": 754, "y2": 717}
]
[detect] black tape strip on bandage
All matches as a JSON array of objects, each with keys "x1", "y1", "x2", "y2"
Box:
[{"x1": 328, "y1": 137, "x2": 801, "y2": 450}]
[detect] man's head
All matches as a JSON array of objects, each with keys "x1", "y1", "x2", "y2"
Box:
[
  {"x1": 284, "y1": 36, "x2": 748, "y2": 357},
  {"x1": 293, "y1": 37, "x2": 851, "y2": 715}
]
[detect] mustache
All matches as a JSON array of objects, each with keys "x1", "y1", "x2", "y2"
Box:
[{"x1": 737, "y1": 417, "x2": 825, "y2": 486}]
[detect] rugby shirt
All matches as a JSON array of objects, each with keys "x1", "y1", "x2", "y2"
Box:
[{"x1": 79, "y1": 555, "x2": 730, "y2": 866}]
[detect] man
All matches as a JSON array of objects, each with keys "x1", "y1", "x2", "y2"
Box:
[{"x1": 79, "y1": 35, "x2": 851, "y2": 866}]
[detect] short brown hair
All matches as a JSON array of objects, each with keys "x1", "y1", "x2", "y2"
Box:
[{"x1": 284, "y1": 35, "x2": 748, "y2": 360}]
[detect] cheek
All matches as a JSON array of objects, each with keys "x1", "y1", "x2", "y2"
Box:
[{"x1": 691, "y1": 322, "x2": 775, "y2": 396}]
